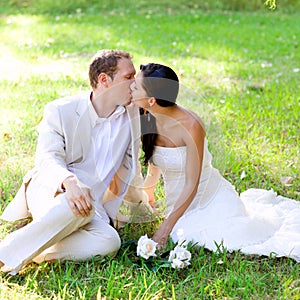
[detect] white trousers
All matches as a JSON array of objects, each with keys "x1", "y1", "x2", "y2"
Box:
[{"x1": 0, "y1": 186, "x2": 121, "y2": 274}]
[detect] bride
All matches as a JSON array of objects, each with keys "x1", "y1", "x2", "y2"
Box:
[{"x1": 129, "y1": 63, "x2": 300, "y2": 261}]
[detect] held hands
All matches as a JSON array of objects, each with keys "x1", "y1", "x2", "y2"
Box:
[
  {"x1": 62, "y1": 175, "x2": 95, "y2": 217},
  {"x1": 145, "y1": 190, "x2": 155, "y2": 208}
]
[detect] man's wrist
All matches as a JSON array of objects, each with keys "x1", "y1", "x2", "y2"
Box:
[{"x1": 62, "y1": 175, "x2": 77, "y2": 190}]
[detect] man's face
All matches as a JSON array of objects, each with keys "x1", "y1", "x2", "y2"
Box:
[{"x1": 107, "y1": 58, "x2": 136, "y2": 106}]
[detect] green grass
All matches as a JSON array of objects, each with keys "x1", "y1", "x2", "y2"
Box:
[{"x1": 0, "y1": 0, "x2": 300, "y2": 299}]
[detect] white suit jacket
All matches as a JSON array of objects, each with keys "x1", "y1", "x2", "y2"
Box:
[{"x1": 1, "y1": 93, "x2": 141, "y2": 222}]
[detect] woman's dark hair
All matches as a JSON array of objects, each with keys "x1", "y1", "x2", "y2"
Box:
[{"x1": 139, "y1": 63, "x2": 179, "y2": 165}]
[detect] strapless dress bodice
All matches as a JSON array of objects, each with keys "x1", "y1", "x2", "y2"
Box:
[{"x1": 152, "y1": 139, "x2": 234, "y2": 215}]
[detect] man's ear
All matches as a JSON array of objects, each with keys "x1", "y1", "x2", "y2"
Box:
[
  {"x1": 148, "y1": 97, "x2": 156, "y2": 107},
  {"x1": 98, "y1": 73, "x2": 111, "y2": 88}
]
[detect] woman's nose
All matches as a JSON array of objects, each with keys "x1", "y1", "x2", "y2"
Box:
[{"x1": 130, "y1": 81, "x2": 135, "y2": 91}]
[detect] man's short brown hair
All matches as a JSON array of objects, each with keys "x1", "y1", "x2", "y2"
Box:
[{"x1": 89, "y1": 49, "x2": 132, "y2": 89}]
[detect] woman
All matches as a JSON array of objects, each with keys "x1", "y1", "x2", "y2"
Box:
[{"x1": 130, "y1": 63, "x2": 300, "y2": 261}]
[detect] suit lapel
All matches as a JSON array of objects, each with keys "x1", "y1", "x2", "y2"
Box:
[{"x1": 72, "y1": 98, "x2": 92, "y2": 161}]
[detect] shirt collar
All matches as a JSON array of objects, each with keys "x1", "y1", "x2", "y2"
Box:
[{"x1": 89, "y1": 99, "x2": 126, "y2": 127}]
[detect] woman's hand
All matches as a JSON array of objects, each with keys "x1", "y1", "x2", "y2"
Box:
[
  {"x1": 152, "y1": 220, "x2": 172, "y2": 249},
  {"x1": 62, "y1": 175, "x2": 95, "y2": 217}
]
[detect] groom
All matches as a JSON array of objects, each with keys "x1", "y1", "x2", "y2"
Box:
[{"x1": 0, "y1": 49, "x2": 141, "y2": 274}]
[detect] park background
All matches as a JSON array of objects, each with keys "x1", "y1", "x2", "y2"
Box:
[{"x1": 0, "y1": 0, "x2": 299, "y2": 299}]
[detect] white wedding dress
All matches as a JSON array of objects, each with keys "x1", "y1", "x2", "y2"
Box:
[{"x1": 152, "y1": 138, "x2": 300, "y2": 262}]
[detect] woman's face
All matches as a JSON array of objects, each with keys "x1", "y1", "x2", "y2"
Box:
[{"x1": 130, "y1": 72, "x2": 149, "y2": 108}]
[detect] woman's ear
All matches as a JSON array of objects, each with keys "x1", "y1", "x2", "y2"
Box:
[
  {"x1": 148, "y1": 97, "x2": 156, "y2": 107},
  {"x1": 97, "y1": 73, "x2": 111, "y2": 88}
]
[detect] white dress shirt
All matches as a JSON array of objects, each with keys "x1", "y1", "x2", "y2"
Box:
[{"x1": 68, "y1": 102, "x2": 131, "y2": 222}]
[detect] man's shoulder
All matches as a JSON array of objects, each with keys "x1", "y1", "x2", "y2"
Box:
[{"x1": 49, "y1": 92, "x2": 90, "y2": 109}]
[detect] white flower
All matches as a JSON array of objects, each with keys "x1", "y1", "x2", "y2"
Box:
[
  {"x1": 171, "y1": 258, "x2": 185, "y2": 269},
  {"x1": 168, "y1": 245, "x2": 191, "y2": 269},
  {"x1": 136, "y1": 234, "x2": 157, "y2": 259}
]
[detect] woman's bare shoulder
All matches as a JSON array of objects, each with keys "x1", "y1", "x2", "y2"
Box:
[{"x1": 178, "y1": 105, "x2": 206, "y2": 133}]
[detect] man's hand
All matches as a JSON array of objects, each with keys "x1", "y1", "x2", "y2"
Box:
[{"x1": 62, "y1": 176, "x2": 95, "y2": 217}]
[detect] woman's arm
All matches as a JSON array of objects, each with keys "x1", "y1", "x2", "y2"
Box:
[
  {"x1": 152, "y1": 120, "x2": 205, "y2": 247},
  {"x1": 144, "y1": 163, "x2": 161, "y2": 207}
]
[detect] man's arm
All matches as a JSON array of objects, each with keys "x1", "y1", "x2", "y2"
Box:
[
  {"x1": 143, "y1": 163, "x2": 161, "y2": 207},
  {"x1": 35, "y1": 102, "x2": 74, "y2": 189},
  {"x1": 35, "y1": 101, "x2": 94, "y2": 217}
]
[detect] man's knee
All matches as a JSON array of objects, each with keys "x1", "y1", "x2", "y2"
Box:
[
  {"x1": 103, "y1": 228, "x2": 121, "y2": 255},
  {"x1": 93, "y1": 227, "x2": 121, "y2": 256}
]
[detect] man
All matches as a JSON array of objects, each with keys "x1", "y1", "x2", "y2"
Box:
[{"x1": 0, "y1": 49, "x2": 141, "y2": 275}]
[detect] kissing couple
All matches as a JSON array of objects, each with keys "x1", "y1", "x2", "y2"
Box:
[{"x1": 1, "y1": 49, "x2": 299, "y2": 275}]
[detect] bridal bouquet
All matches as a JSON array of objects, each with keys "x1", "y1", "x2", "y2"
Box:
[{"x1": 136, "y1": 233, "x2": 192, "y2": 270}]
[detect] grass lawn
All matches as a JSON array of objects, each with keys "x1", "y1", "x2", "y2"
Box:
[{"x1": 0, "y1": 1, "x2": 299, "y2": 299}]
